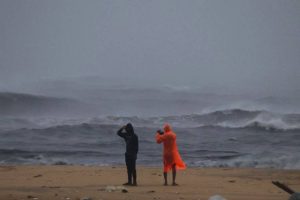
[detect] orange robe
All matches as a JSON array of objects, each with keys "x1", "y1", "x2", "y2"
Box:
[{"x1": 156, "y1": 124, "x2": 186, "y2": 172}]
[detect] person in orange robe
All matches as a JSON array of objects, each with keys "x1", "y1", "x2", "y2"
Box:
[{"x1": 156, "y1": 124, "x2": 186, "y2": 185}]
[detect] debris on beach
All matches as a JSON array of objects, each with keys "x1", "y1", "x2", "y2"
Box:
[
  {"x1": 27, "y1": 195, "x2": 38, "y2": 199},
  {"x1": 272, "y1": 181, "x2": 300, "y2": 200},
  {"x1": 208, "y1": 195, "x2": 227, "y2": 200},
  {"x1": 80, "y1": 197, "x2": 92, "y2": 200},
  {"x1": 105, "y1": 186, "x2": 116, "y2": 192},
  {"x1": 104, "y1": 185, "x2": 127, "y2": 192},
  {"x1": 54, "y1": 161, "x2": 68, "y2": 165},
  {"x1": 289, "y1": 193, "x2": 300, "y2": 200}
]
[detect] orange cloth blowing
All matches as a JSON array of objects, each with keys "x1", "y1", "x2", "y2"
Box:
[{"x1": 156, "y1": 124, "x2": 186, "y2": 172}]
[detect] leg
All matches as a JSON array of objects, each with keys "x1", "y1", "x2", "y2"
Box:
[
  {"x1": 172, "y1": 164, "x2": 178, "y2": 186},
  {"x1": 124, "y1": 156, "x2": 132, "y2": 185},
  {"x1": 132, "y1": 159, "x2": 137, "y2": 186},
  {"x1": 163, "y1": 172, "x2": 168, "y2": 186}
]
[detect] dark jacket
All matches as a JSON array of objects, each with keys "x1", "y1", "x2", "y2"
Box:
[{"x1": 117, "y1": 127, "x2": 139, "y2": 158}]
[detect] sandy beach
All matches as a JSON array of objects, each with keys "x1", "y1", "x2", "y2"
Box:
[{"x1": 0, "y1": 166, "x2": 299, "y2": 200}]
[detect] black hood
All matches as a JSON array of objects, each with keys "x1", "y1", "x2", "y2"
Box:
[{"x1": 125, "y1": 123, "x2": 134, "y2": 135}]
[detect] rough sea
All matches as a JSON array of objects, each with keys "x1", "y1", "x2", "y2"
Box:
[{"x1": 1, "y1": 108, "x2": 300, "y2": 169}]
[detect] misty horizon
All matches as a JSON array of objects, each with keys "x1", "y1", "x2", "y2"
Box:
[{"x1": 0, "y1": 0, "x2": 299, "y2": 99}]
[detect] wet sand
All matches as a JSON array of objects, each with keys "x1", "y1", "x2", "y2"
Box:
[{"x1": 0, "y1": 166, "x2": 299, "y2": 200}]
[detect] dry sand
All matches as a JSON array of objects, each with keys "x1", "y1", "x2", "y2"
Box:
[{"x1": 0, "y1": 165, "x2": 299, "y2": 200}]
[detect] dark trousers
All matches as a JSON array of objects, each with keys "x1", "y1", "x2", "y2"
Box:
[{"x1": 125, "y1": 155, "x2": 137, "y2": 184}]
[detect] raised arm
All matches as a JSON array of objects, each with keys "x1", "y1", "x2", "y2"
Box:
[
  {"x1": 117, "y1": 127, "x2": 126, "y2": 138},
  {"x1": 156, "y1": 132, "x2": 165, "y2": 144}
]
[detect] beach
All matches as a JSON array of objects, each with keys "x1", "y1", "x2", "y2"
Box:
[
  {"x1": 1, "y1": 1, "x2": 300, "y2": 200},
  {"x1": 1, "y1": 166, "x2": 299, "y2": 200}
]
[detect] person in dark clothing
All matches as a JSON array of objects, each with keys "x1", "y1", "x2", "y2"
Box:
[{"x1": 117, "y1": 123, "x2": 139, "y2": 186}]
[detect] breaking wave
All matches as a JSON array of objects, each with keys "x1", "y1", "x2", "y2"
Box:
[
  {"x1": 2, "y1": 109, "x2": 299, "y2": 132},
  {"x1": 0, "y1": 109, "x2": 300, "y2": 168}
]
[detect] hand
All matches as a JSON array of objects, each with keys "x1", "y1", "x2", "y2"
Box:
[{"x1": 157, "y1": 129, "x2": 164, "y2": 135}]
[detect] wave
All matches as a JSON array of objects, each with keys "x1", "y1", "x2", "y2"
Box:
[
  {"x1": 199, "y1": 123, "x2": 300, "y2": 132},
  {"x1": 1, "y1": 148, "x2": 299, "y2": 169},
  {"x1": 0, "y1": 92, "x2": 99, "y2": 117},
  {"x1": 211, "y1": 110, "x2": 300, "y2": 131},
  {"x1": 89, "y1": 109, "x2": 300, "y2": 131},
  {"x1": 243, "y1": 121, "x2": 300, "y2": 131},
  {"x1": 1, "y1": 109, "x2": 300, "y2": 132},
  {"x1": 191, "y1": 154, "x2": 300, "y2": 169},
  {"x1": 0, "y1": 149, "x2": 114, "y2": 156},
  {"x1": 1, "y1": 116, "x2": 299, "y2": 169},
  {"x1": 0, "y1": 148, "x2": 121, "y2": 165}
]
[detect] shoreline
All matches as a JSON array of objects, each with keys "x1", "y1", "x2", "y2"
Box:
[{"x1": 1, "y1": 165, "x2": 299, "y2": 200}]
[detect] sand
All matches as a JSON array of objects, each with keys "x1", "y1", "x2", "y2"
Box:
[{"x1": 0, "y1": 165, "x2": 299, "y2": 200}]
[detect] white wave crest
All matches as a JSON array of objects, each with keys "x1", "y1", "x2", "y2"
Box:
[{"x1": 216, "y1": 112, "x2": 300, "y2": 131}]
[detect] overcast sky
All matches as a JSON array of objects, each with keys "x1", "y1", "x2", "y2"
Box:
[{"x1": 0, "y1": 0, "x2": 299, "y2": 96}]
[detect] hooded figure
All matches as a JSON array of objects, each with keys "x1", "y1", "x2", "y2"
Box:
[
  {"x1": 156, "y1": 124, "x2": 186, "y2": 185},
  {"x1": 117, "y1": 123, "x2": 139, "y2": 186}
]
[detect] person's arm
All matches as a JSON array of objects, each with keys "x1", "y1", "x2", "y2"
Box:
[
  {"x1": 117, "y1": 126, "x2": 126, "y2": 138},
  {"x1": 135, "y1": 135, "x2": 139, "y2": 154},
  {"x1": 156, "y1": 132, "x2": 165, "y2": 144}
]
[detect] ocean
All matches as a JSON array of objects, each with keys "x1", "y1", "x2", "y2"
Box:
[{"x1": 1, "y1": 108, "x2": 300, "y2": 169}]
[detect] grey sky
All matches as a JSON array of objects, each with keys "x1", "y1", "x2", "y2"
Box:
[{"x1": 0, "y1": 0, "x2": 299, "y2": 96}]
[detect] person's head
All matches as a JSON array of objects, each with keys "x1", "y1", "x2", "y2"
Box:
[
  {"x1": 125, "y1": 123, "x2": 134, "y2": 134},
  {"x1": 163, "y1": 123, "x2": 172, "y2": 132}
]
